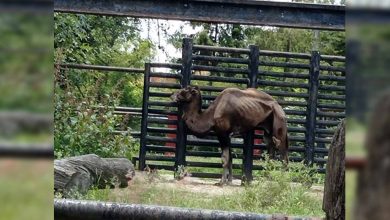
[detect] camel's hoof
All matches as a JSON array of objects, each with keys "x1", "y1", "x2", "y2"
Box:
[{"x1": 214, "y1": 181, "x2": 225, "y2": 187}]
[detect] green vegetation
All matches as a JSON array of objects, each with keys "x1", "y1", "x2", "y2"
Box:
[
  {"x1": 70, "y1": 158, "x2": 325, "y2": 217},
  {"x1": 54, "y1": 14, "x2": 151, "y2": 159}
]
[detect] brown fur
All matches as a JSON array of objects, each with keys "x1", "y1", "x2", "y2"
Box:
[{"x1": 171, "y1": 86, "x2": 289, "y2": 184}]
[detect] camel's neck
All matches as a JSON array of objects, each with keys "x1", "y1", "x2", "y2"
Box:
[{"x1": 181, "y1": 95, "x2": 214, "y2": 135}]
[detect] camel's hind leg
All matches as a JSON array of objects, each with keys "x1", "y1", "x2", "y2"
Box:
[{"x1": 263, "y1": 131, "x2": 276, "y2": 159}]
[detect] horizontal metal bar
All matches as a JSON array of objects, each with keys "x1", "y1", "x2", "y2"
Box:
[
  {"x1": 150, "y1": 72, "x2": 182, "y2": 79},
  {"x1": 57, "y1": 63, "x2": 144, "y2": 73},
  {"x1": 193, "y1": 45, "x2": 250, "y2": 54},
  {"x1": 259, "y1": 50, "x2": 311, "y2": 59},
  {"x1": 186, "y1": 151, "x2": 265, "y2": 160},
  {"x1": 192, "y1": 54, "x2": 249, "y2": 64},
  {"x1": 284, "y1": 110, "x2": 307, "y2": 116},
  {"x1": 54, "y1": 0, "x2": 345, "y2": 30},
  {"x1": 288, "y1": 127, "x2": 306, "y2": 133},
  {"x1": 319, "y1": 84, "x2": 345, "y2": 91},
  {"x1": 145, "y1": 155, "x2": 176, "y2": 162},
  {"x1": 317, "y1": 120, "x2": 341, "y2": 126},
  {"x1": 319, "y1": 65, "x2": 345, "y2": 72},
  {"x1": 259, "y1": 71, "x2": 309, "y2": 79},
  {"x1": 260, "y1": 61, "x2": 310, "y2": 69},
  {"x1": 150, "y1": 63, "x2": 182, "y2": 69},
  {"x1": 191, "y1": 75, "x2": 248, "y2": 84},
  {"x1": 315, "y1": 138, "x2": 332, "y2": 143},
  {"x1": 147, "y1": 118, "x2": 177, "y2": 125},
  {"x1": 149, "y1": 82, "x2": 181, "y2": 89},
  {"x1": 113, "y1": 111, "x2": 142, "y2": 116},
  {"x1": 314, "y1": 158, "x2": 327, "y2": 164},
  {"x1": 314, "y1": 147, "x2": 329, "y2": 153},
  {"x1": 264, "y1": 90, "x2": 309, "y2": 98},
  {"x1": 277, "y1": 100, "x2": 307, "y2": 107},
  {"x1": 148, "y1": 101, "x2": 177, "y2": 107},
  {"x1": 146, "y1": 145, "x2": 176, "y2": 153},
  {"x1": 114, "y1": 106, "x2": 142, "y2": 113},
  {"x1": 148, "y1": 109, "x2": 178, "y2": 115},
  {"x1": 149, "y1": 92, "x2": 172, "y2": 98},
  {"x1": 192, "y1": 65, "x2": 249, "y2": 74},
  {"x1": 315, "y1": 128, "x2": 335, "y2": 135},
  {"x1": 258, "y1": 80, "x2": 309, "y2": 89},
  {"x1": 317, "y1": 93, "x2": 345, "y2": 100},
  {"x1": 317, "y1": 111, "x2": 345, "y2": 118},
  {"x1": 0, "y1": 143, "x2": 53, "y2": 158},
  {"x1": 187, "y1": 139, "x2": 243, "y2": 148},
  {"x1": 317, "y1": 103, "x2": 345, "y2": 109},
  {"x1": 318, "y1": 74, "x2": 345, "y2": 82},
  {"x1": 147, "y1": 127, "x2": 177, "y2": 134},
  {"x1": 320, "y1": 55, "x2": 346, "y2": 62},
  {"x1": 289, "y1": 136, "x2": 306, "y2": 142},
  {"x1": 146, "y1": 136, "x2": 177, "y2": 143},
  {"x1": 287, "y1": 118, "x2": 306, "y2": 124}
]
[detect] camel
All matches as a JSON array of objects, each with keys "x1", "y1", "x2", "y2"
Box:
[{"x1": 170, "y1": 85, "x2": 289, "y2": 185}]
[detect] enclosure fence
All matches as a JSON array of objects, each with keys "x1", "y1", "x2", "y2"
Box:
[
  {"x1": 138, "y1": 38, "x2": 345, "y2": 181},
  {"x1": 56, "y1": 38, "x2": 346, "y2": 180}
]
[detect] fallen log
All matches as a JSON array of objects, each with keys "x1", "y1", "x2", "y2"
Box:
[
  {"x1": 0, "y1": 111, "x2": 52, "y2": 135},
  {"x1": 54, "y1": 154, "x2": 135, "y2": 198}
]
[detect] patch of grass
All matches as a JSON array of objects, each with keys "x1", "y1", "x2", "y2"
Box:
[
  {"x1": 346, "y1": 170, "x2": 357, "y2": 220},
  {"x1": 0, "y1": 160, "x2": 53, "y2": 220},
  {"x1": 83, "y1": 158, "x2": 324, "y2": 218},
  {"x1": 140, "y1": 170, "x2": 323, "y2": 217}
]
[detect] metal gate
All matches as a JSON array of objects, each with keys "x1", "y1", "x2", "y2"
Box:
[{"x1": 139, "y1": 38, "x2": 345, "y2": 180}]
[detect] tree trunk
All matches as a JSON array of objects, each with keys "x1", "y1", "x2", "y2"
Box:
[
  {"x1": 323, "y1": 119, "x2": 345, "y2": 220},
  {"x1": 354, "y1": 92, "x2": 390, "y2": 220},
  {"x1": 54, "y1": 154, "x2": 135, "y2": 198}
]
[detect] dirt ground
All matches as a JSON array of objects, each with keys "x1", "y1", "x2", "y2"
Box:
[{"x1": 112, "y1": 171, "x2": 324, "y2": 203}]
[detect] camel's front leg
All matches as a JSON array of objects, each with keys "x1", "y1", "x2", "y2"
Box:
[
  {"x1": 217, "y1": 134, "x2": 231, "y2": 186},
  {"x1": 227, "y1": 147, "x2": 233, "y2": 184},
  {"x1": 220, "y1": 146, "x2": 230, "y2": 185}
]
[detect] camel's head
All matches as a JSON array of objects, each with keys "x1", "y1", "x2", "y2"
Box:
[{"x1": 170, "y1": 85, "x2": 200, "y2": 103}]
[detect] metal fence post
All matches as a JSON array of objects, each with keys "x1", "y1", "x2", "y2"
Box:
[
  {"x1": 175, "y1": 38, "x2": 192, "y2": 169},
  {"x1": 305, "y1": 51, "x2": 320, "y2": 165},
  {"x1": 139, "y1": 63, "x2": 151, "y2": 170},
  {"x1": 242, "y1": 45, "x2": 259, "y2": 183}
]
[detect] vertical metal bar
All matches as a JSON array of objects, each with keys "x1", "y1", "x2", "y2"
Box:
[
  {"x1": 242, "y1": 45, "x2": 259, "y2": 183},
  {"x1": 138, "y1": 63, "x2": 151, "y2": 170},
  {"x1": 175, "y1": 38, "x2": 192, "y2": 169},
  {"x1": 305, "y1": 51, "x2": 320, "y2": 165}
]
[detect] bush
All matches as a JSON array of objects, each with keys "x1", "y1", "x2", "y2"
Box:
[{"x1": 54, "y1": 66, "x2": 138, "y2": 159}]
